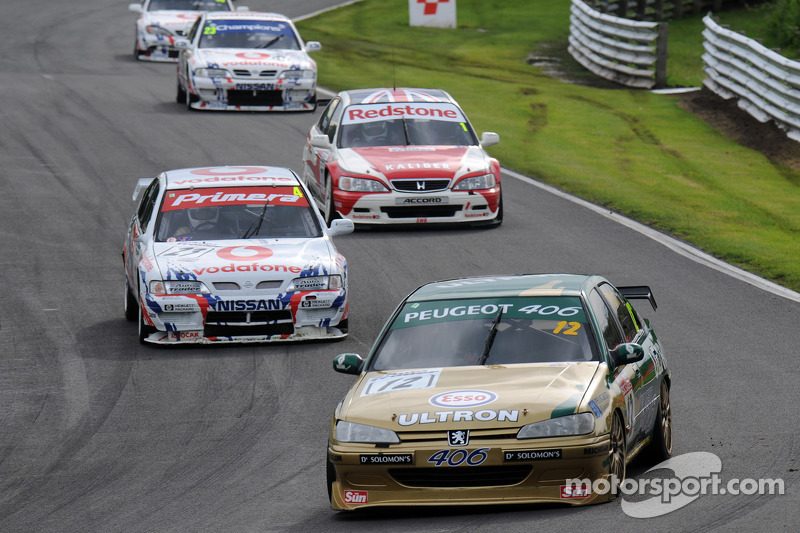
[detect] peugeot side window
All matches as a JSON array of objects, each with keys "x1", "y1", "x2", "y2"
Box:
[
  {"x1": 587, "y1": 288, "x2": 624, "y2": 353},
  {"x1": 598, "y1": 283, "x2": 641, "y2": 342}
]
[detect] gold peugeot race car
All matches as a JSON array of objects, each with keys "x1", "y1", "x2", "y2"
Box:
[{"x1": 327, "y1": 274, "x2": 672, "y2": 510}]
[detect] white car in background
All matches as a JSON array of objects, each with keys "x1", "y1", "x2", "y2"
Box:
[
  {"x1": 122, "y1": 166, "x2": 353, "y2": 345},
  {"x1": 129, "y1": 0, "x2": 244, "y2": 62},
  {"x1": 176, "y1": 11, "x2": 321, "y2": 111}
]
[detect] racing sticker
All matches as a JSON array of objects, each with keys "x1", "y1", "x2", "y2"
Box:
[
  {"x1": 161, "y1": 187, "x2": 308, "y2": 211},
  {"x1": 342, "y1": 490, "x2": 368, "y2": 505},
  {"x1": 560, "y1": 484, "x2": 591, "y2": 499},
  {"x1": 428, "y1": 448, "x2": 489, "y2": 467},
  {"x1": 361, "y1": 369, "x2": 442, "y2": 397},
  {"x1": 429, "y1": 390, "x2": 497, "y2": 409},
  {"x1": 504, "y1": 449, "x2": 562, "y2": 462},
  {"x1": 342, "y1": 103, "x2": 466, "y2": 125},
  {"x1": 393, "y1": 297, "x2": 587, "y2": 329},
  {"x1": 359, "y1": 453, "x2": 413, "y2": 465},
  {"x1": 397, "y1": 409, "x2": 518, "y2": 426}
]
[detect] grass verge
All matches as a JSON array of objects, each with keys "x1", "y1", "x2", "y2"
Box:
[{"x1": 297, "y1": 0, "x2": 800, "y2": 291}]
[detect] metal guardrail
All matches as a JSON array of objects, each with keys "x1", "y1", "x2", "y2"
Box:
[
  {"x1": 587, "y1": 0, "x2": 732, "y2": 21},
  {"x1": 568, "y1": 0, "x2": 668, "y2": 89},
  {"x1": 703, "y1": 15, "x2": 800, "y2": 141}
]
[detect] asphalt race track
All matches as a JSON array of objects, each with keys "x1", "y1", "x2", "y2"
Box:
[{"x1": 0, "y1": 1, "x2": 797, "y2": 531}]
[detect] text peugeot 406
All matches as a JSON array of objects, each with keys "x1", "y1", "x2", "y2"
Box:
[
  {"x1": 327, "y1": 274, "x2": 672, "y2": 509},
  {"x1": 129, "y1": 0, "x2": 240, "y2": 62},
  {"x1": 302, "y1": 88, "x2": 502, "y2": 226},
  {"x1": 176, "y1": 11, "x2": 320, "y2": 111},
  {"x1": 122, "y1": 166, "x2": 353, "y2": 345}
]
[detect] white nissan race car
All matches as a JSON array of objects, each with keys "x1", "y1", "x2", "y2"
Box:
[
  {"x1": 176, "y1": 11, "x2": 321, "y2": 111},
  {"x1": 301, "y1": 88, "x2": 503, "y2": 226},
  {"x1": 129, "y1": 0, "x2": 242, "y2": 62},
  {"x1": 122, "y1": 166, "x2": 354, "y2": 345}
]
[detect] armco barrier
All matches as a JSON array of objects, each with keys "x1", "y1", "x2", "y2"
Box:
[
  {"x1": 703, "y1": 15, "x2": 800, "y2": 141},
  {"x1": 568, "y1": 0, "x2": 667, "y2": 88}
]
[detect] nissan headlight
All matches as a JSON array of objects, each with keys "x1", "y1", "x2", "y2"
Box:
[
  {"x1": 194, "y1": 68, "x2": 230, "y2": 78},
  {"x1": 149, "y1": 280, "x2": 210, "y2": 295},
  {"x1": 279, "y1": 69, "x2": 315, "y2": 80},
  {"x1": 289, "y1": 275, "x2": 343, "y2": 291},
  {"x1": 145, "y1": 25, "x2": 174, "y2": 37},
  {"x1": 338, "y1": 176, "x2": 388, "y2": 192},
  {"x1": 336, "y1": 421, "x2": 400, "y2": 444},
  {"x1": 453, "y1": 173, "x2": 496, "y2": 191},
  {"x1": 517, "y1": 413, "x2": 595, "y2": 439}
]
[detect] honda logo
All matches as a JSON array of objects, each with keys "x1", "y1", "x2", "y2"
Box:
[{"x1": 416, "y1": 181, "x2": 426, "y2": 190}]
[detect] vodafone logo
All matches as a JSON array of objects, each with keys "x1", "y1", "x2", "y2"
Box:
[
  {"x1": 418, "y1": 0, "x2": 450, "y2": 15},
  {"x1": 235, "y1": 52, "x2": 271, "y2": 60},
  {"x1": 217, "y1": 246, "x2": 273, "y2": 262},
  {"x1": 429, "y1": 390, "x2": 498, "y2": 408},
  {"x1": 191, "y1": 167, "x2": 268, "y2": 176}
]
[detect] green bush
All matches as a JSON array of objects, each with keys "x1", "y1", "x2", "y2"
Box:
[{"x1": 769, "y1": 0, "x2": 800, "y2": 49}]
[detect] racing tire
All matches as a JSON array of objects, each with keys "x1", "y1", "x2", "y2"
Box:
[
  {"x1": 337, "y1": 318, "x2": 348, "y2": 334},
  {"x1": 124, "y1": 278, "x2": 138, "y2": 322},
  {"x1": 176, "y1": 80, "x2": 186, "y2": 104},
  {"x1": 326, "y1": 456, "x2": 335, "y2": 503},
  {"x1": 608, "y1": 411, "x2": 626, "y2": 500},
  {"x1": 305, "y1": 93, "x2": 318, "y2": 113},
  {"x1": 184, "y1": 81, "x2": 199, "y2": 111},
  {"x1": 643, "y1": 381, "x2": 673, "y2": 464},
  {"x1": 138, "y1": 303, "x2": 156, "y2": 345},
  {"x1": 323, "y1": 175, "x2": 339, "y2": 225}
]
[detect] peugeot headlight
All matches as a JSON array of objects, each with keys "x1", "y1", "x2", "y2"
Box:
[
  {"x1": 453, "y1": 173, "x2": 496, "y2": 191},
  {"x1": 194, "y1": 68, "x2": 230, "y2": 78},
  {"x1": 145, "y1": 25, "x2": 174, "y2": 37},
  {"x1": 149, "y1": 280, "x2": 210, "y2": 295},
  {"x1": 517, "y1": 413, "x2": 595, "y2": 439},
  {"x1": 336, "y1": 421, "x2": 400, "y2": 444},
  {"x1": 289, "y1": 275, "x2": 343, "y2": 291},
  {"x1": 279, "y1": 69, "x2": 315, "y2": 80},
  {"x1": 338, "y1": 176, "x2": 388, "y2": 192}
]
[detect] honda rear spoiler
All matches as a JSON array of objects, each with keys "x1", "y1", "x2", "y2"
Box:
[{"x1": 619, "y1": 286, "x2": 657, "y2": 310}]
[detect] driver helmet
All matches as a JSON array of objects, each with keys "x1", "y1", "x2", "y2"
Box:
[
  {"x1": 187, "y1": 206, "x2": 220, "y2": 228},
  {"x1": 361, "y1": 120, "x2": 389, "y2": 142}
]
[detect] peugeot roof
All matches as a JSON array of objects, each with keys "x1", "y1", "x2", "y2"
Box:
[{"x1": 407, "y1": 274, "x2": 601, "y2": 302}]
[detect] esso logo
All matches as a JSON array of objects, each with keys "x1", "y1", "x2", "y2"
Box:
[
  {"x1": 190, "y1": 166, "x2": 268, "y2": 176},
  {"x1": 429, "y1": 390, "x2": 497, "y2": 408},
  {"x1": 235, "y1": 52, "x2": 271, "y2": 60},
  {"x1": 217, "y1": 246, "x2": 273, "y2": 261}
]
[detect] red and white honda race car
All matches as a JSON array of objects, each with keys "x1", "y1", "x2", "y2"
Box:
[
  {"x1": 129, "y1": 0, "x2": 242, "y2": 62},
  {"x1": 122, "y1": 166, "x2": 353, "y2": 345},
  {"x1": 301, "y1": 88, "x2": 503, "y2": 226}
]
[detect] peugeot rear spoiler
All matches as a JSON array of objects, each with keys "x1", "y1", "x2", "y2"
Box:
[{"x1": 619, "y1": 285, "x2": 657, "y2": 310}]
